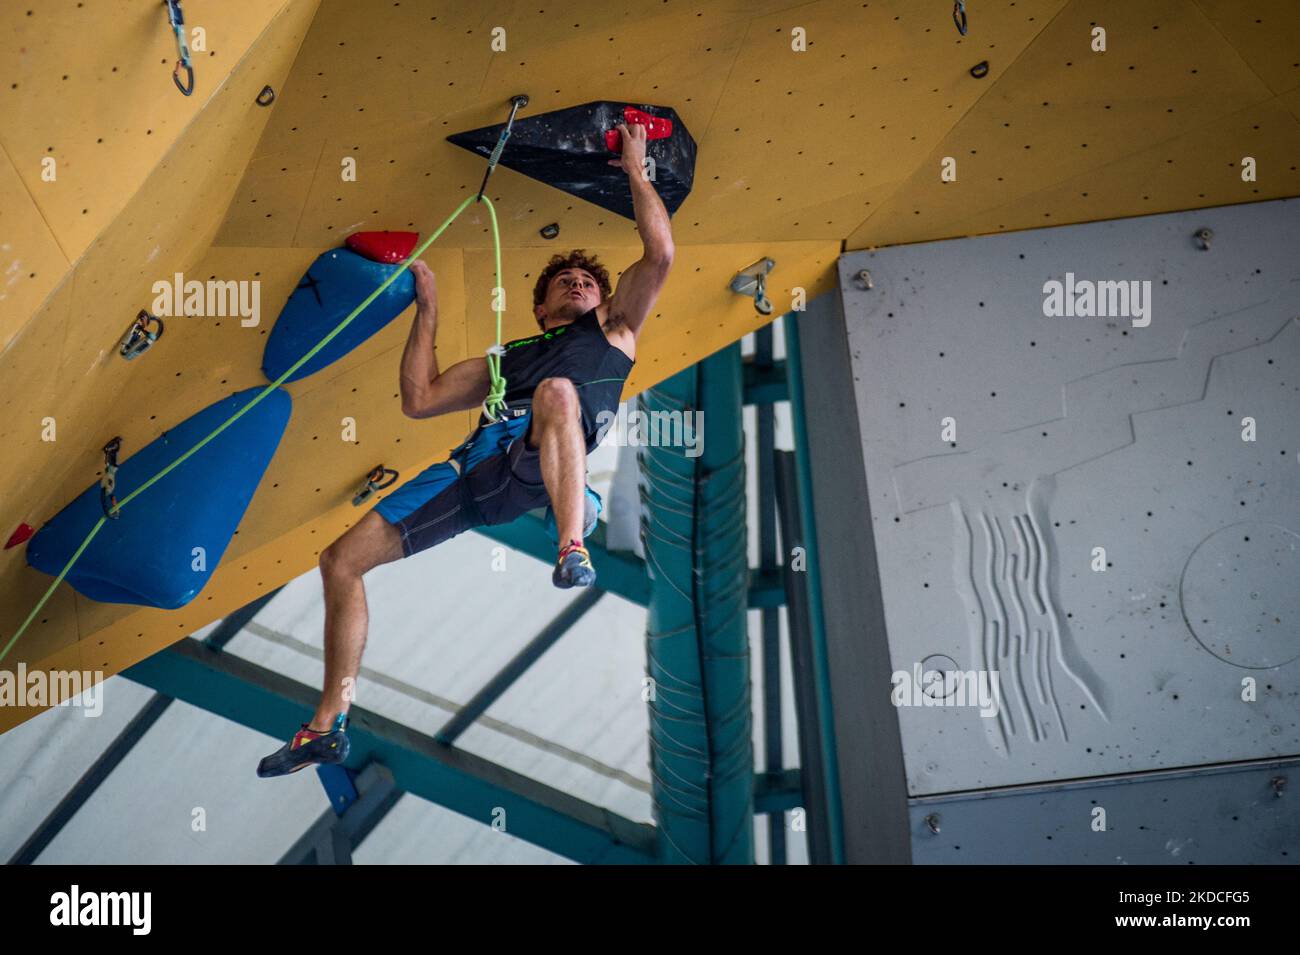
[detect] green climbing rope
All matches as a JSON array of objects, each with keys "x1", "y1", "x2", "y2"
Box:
[
  {"x1": 0, "y1": 193, "x2": 508, "y2": 665},
  {"x1": 481, "y1": 195, "x2": 508, "y2": 420}
]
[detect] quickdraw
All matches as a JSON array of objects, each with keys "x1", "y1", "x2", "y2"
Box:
[
  {"x1": 163, "y1": 0, "x2": 194, "y2": 96},
  {"x1": 100, "y1": 437, "x2": 123, "y2": 519},
  {"x1": 119, "y1": 310, "x2": 164, "y2": 360},
  {"x1": 953, "y1": 1, "x2": 968, "y2": 36},
  {"x1": 475, "y1": 95, "x2": 529, "y2": 204},
  {"x1": 352, "y1": 465, "x2": 399, "y2": 507},
  {"x1": 471, "y1": 96, "x2": 532, "y2": 423}
]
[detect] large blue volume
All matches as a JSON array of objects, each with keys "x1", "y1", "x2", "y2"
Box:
[
  {"x1": 25, "y1": 388, "x2": 293, "y2": 609},
  {"x1": 263, "y1": 247, "x2": 416, "y2": 383}
]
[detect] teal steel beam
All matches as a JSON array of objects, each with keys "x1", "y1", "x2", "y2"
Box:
[
  {"x1": 753, "y1": 769, "x2": 803, "y2": 815},
  {"x1": 123, "y1": 639, "x2": 656, "y2": 865},
  {"x1": 782, "y1": 313, "x2": 846, "y2": 864},
  {"x1": 475, "y1": 513, "x2": 649, "y2": 606},
  {"x1": 754, "y1": 323, "x2": 787, "y2": 864},
  {"x1": 775, "y1": 450, "x2": 835, "y2": 863},
  {"x1": 278, "y1": 763, "x2": 401, "y2": 865},
  {"x1": 747, "y1": 568, "x2": 785, "y2": 609},
  {"x1": 8, "y1": 693, "x2": 173, "y2": 864},
  {"x1": 435, "y1": 588, "x2": 604, "y2": 745},
  {"x1": 640, "y1": 342, "x2": 754, "y2": 864},
  {"x1": 743, "y1": 356, "x2": 788, "y2": 405},
  {"x1": 8, "y1": 595, "x2": 280, "y2": 865}
]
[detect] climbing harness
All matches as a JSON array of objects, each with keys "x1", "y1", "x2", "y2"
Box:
[
  {"x1": 99, "y1": 438, "x2": 123, "y2": 519},
  {"x1": 953, "y1": 1, "x2": 968, "y2": 36},
  {"x1": 351, "y1": 465, "x2": 399, "y2": 507},
  {"x1": 0, "y1": 92, "x2": 544, "y2": 663},
  {"x1": 119, "y1": 310, "x2": 165, "y2": 360},
  {"x1": 163, "y1": 0, "x2": 194, "y2": 96},
  {"x1": 482, "y1": 341, "x2": 508, "y2": 424}
]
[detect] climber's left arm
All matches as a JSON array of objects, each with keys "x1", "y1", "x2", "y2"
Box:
[{"x1": 607, "y1": 123, "x2": 674, "y2": 338}]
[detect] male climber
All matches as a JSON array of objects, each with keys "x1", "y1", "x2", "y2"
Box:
[{"x1": 257, "y1": 122, "x2": 673, "y2": 776}]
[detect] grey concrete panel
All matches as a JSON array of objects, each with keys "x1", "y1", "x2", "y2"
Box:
[
  {"x1": 838, "y1": 199, "x2": 1300, "y2": 795},
  {"x1": 796, "y1": 293, "x2": 913, "y2": 863},
  {"x1": 909, "y1": 758, "x2": 1298, "y2": 865}
]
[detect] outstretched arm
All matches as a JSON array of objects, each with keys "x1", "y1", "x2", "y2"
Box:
[
  {"x1": 607, "y1": 122, "x2": 675, "y2": 337},
  {"x1": 399, "y1": 262, "x2": 491, "y2": 418}
]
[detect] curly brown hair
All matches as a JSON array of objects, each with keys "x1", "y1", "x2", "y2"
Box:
[{"x1": 532, "y1": 249, "x2": 612, "y2": 314}]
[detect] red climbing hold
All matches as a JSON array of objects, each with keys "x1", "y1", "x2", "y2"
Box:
[
  {"x1": 345, "y1": 231, "x2": 419, "y2": 265},
  {"x1": 605, "y1": 106, "x2": 674, "y2": 152},
  {"x1": 5, "y1": 523, "x2": 35, "y2": 550}
]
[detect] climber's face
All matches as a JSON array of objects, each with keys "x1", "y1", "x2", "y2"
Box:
[{"x1": 536, "y1": 268, "x2": 600, "y2": 330}]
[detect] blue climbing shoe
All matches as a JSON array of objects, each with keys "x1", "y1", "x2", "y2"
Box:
[
  {"x1": 257, "y1": 712, "x2": 350, "y2": 778},
  {"x1": 553, "y1": 539, "x2": 596, "y2": 588}
]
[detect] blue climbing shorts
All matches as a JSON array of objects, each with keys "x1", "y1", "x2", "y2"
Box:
[{"x1": 373, "y1": 414, "x2": 551, "y2": 558}]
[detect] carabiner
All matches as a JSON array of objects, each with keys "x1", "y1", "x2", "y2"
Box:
[
  {"x1": 953, "y1": 1, "x2": 968, "y2": 36},
  {"x1": 352, "y1": 466, "x2": 399, "y2": 506},
  {"x1": 476, "y1": 94, "x2": 529, "y2": 203},
  {"x1": 100, "y1": 437, "x2": 123, "y2": 519},
  {"x1": 173, "y1": 62, "x2": 194, "y2": 96},
  {"x1": 120, "y1": 310, "x2": 165, "y2": 360},
  {"x1": 163, "y1": 1, "x2": 194, "y2": 96}
]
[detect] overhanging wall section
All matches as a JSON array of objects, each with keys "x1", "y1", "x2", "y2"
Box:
[{"x1": 829, "y1": 197, "x2": 1300, "y2": 861}]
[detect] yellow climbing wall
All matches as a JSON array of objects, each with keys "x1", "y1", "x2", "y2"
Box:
[
  {"x1": 0, "y1": 0, "x2": 324, "y2": 730},
  {"x1": 0, "y1": 0, "x2": 301, "y2": 345},
  {"x1": 2, "y1": 0, "x2": 1298, "y2": 731}
]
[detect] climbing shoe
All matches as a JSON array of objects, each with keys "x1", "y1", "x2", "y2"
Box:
[
  {"x1": 553, "y1": 539, "x2": 596, "y2": 589},
  {"x1": 256, "y1": 712, "x2": 350, "y2": 778}
]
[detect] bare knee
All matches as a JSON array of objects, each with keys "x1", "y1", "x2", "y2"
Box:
[
  {"x1": 322, "y1": 522, "x2": 387, "y2": 582},
  {"x1": 319, "y1": 541, "x2": 357, "y2": 580},
  {"x1": 320, "y1": 514, "x2": 400, "y2": 579},
  {"x1": 533, "y1": 377, "x2": 580, "y2": 422}
]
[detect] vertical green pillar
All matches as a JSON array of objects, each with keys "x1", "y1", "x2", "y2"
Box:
[{"x1": 639, "y1": 342, "x2": 754, "y2": 864}]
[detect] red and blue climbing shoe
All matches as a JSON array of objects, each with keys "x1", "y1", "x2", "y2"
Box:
[
  {"x1": 256, "y1": 712, "x2": 350, "y2": 778},
  {"x1": 553, "y1": 539, "x2": 596, "y2": 589}
]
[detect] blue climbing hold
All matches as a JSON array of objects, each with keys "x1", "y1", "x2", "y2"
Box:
[
  {"x1": 263, "y1": 247, "x2": 415, "y2": 384},
  {"x1": 25, "y1": 388, "x2": 292, "y2": 609}
]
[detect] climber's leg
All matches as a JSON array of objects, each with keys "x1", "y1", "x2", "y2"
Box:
[
  {"x1": 256, "y1": 511, "x2": 404, "y2": 778},
  {"x1": 312, "y1": 512, "x2": 405, "y2": 729}
]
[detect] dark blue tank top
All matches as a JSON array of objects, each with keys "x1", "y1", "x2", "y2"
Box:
[{"x1": 476, "y1": 308, "x2": 635, "y2": 452}]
